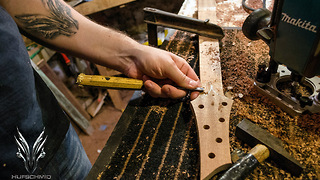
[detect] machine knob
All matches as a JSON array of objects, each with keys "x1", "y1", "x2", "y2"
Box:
[{"x1": 242, "y1": 8, "x2": 272, "y2": 40}]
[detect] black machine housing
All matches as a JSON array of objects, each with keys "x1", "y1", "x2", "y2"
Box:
[{"x1": 242, "y1": 0, "x2": 320, "y2": 116}]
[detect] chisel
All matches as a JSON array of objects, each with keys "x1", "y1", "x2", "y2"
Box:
[{"x1": 76, "y1": 73, "x2": 204, "y2": 92}]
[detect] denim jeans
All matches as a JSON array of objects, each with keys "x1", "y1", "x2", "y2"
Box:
[{"x1": 43, "y1": 124, "x2": 92, "y2": 180}]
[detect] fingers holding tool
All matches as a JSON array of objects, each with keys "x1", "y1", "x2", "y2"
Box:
[{"x1": 142, "y1": 75, "x2": 203, "y2": 101}]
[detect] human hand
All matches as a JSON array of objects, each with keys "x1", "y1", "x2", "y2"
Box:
[
  {"x1": 124, "y1": 44, "x2": 201, "y2": 100},
  {"x1": 2, "y1": 0, "x2": 199, "y2": 101}
]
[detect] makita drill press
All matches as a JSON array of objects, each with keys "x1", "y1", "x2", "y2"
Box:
[{"x1": 242, "y1": 0, "x2": 320, "y2": 116}]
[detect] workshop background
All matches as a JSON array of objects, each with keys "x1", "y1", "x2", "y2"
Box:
[{"x1": 25, "y1": 0, "x2": 320, "y2": 179}]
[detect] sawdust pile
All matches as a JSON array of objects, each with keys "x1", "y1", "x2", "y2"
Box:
[
  {"x1": 220, "y1": 29, "x2": 269, "y2": 97},
  {"x1": 215, "y1": 1, "x2": 320, "y2": 178},
  {"x1": 216, "y1": 0, "x2": 274, "y2": 27},
  {"x1": 220, "y1": 29, "x2": 320, "y2": 179}
]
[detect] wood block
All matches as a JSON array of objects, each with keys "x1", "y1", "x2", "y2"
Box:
[
  {"x1": 190, "y1": 0, "x2": 233, "y2": 179},
  {"x1": 35, "y1": 60, "x2": 93, "y2": 135},
  {"x1": 191, "y1": 85, "x2": 232, "y2": 179},
  {"x1": 74, "y1": 0, "x2": 135, "y2": 15},
  {"x1": 37, "y1": 60, "x2": 91, "y2": 121}
]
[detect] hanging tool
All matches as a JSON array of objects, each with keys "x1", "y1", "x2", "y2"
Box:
[
  {"x1": 218, "y1": 119, "x2": 304, "y2": 180},
  {"x1": 76, "y1": 73, "x2": 204, "y2": 92}
]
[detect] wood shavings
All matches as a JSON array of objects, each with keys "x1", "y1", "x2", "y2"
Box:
[
  {"x1": 150, "y1": 106, "x2": 168, "y2": 114},
  {"x1": 216, "y1": 0, "x2": 274, "y2": 27},
  {"x1": 220, "y1": 29, "x2": 320, "y2": 179}
]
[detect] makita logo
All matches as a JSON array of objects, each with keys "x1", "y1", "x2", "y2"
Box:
[{"x1": 281, "y1": 13, "x2": 317, "y2": 33}]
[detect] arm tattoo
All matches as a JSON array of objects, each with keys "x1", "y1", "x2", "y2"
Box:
[{"x1": 15, "y1": 0, "x2": 79, "y2": 39}]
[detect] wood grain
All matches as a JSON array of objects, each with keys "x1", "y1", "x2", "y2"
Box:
[
  {"x1": 190, "y1": 0, "x2": 233, "y2": 179},
  {"x1": 191, "y1": 85, "x2": 233, "y2": 179}
]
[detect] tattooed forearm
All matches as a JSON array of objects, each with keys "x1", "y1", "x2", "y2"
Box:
[{"x1": 15, "y1": 0, "x2": 78, "y2": 39}]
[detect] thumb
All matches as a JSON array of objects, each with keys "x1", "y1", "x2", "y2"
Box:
[{"x1": 166, "y1": 65, "x2": 200, "y2": 89}]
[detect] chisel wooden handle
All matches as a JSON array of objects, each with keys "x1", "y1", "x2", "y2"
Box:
[
  {"x1": 76, "y1": 73, "x2": 143, "y2": 90},
  {"x1": 218, "y1": 144, "x2": 270, "y2": 180}
]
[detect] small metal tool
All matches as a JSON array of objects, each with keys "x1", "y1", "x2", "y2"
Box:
[
  {"x1": 178, "y1": 87, "x2": 204, "y2": 92},
  {"x1": 76, "y1": 73, "x2": 204, "y2": 92}
]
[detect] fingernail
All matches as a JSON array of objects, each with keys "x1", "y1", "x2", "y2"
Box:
[
  {"x1": 164, "y1": 86, "x2": 171, "y2": 96},
  {"x1": 189, "y1": 80, "x2": 198, "y2": 87},
  {"x1": 146, "y1": 81, "x2": 153, "y2": 89}
]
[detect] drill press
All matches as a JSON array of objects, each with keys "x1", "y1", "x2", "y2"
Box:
[{"x1": 242, "y1": 0, "x2": 320, "y2": 116}]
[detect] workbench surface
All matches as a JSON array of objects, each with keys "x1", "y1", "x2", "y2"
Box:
[{"x1": 86, "y1": 29, "x2": 320, "y2": 180}]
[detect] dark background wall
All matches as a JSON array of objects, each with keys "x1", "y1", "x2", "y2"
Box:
[{"x1": 88, "y1": 0, "x2": 184, "y2": 41}]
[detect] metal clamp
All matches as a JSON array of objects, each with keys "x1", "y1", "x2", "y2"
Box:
[{"x1": 143, "y1": 7, "x2": 224, "y2": 47}]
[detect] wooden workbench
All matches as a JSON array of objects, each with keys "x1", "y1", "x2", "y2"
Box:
[
  {"x1": 86, "y1": 28, "x2": 320, "y2": 179},
  {"x1": 87, "y1": 31, "x2": 200, "y2": 179}
]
